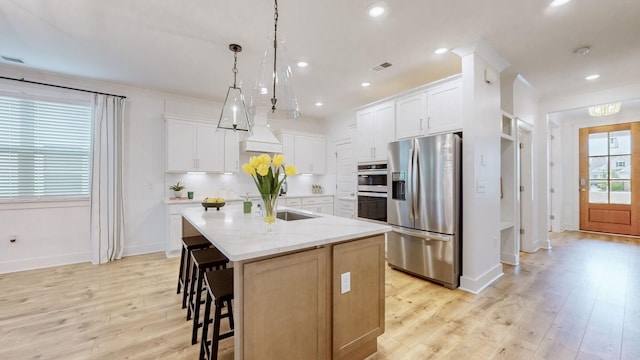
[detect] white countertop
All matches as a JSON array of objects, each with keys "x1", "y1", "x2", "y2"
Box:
[
  {"x1": 181, "y1": 203, "x2": 390, "y2": 261},
  {"x1": 165, "y1": 193, "x2": 335, "y2": 205}
]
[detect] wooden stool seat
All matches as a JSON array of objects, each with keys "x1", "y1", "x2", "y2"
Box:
[
  {"x1": 177, "y1": 236, "x2": 211, "y2": 309},
  {"x1": 200, "y1": 268, "x2": 235, "y2": 360},
  {"x1": 188, "y1": 247, "x2": 229, "y2": 345}
]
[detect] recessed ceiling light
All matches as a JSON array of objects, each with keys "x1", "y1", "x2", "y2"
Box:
[
  {"x1": 297, "y1": 61, "x2": 308, "y2": 68},
  {"x1": 550, "y1": 0, "x2": 571, "y2": 7},
  {"x1": 585, "y1": 74, "x2": 600, "y2": 80},
  {"x1": 574, "y1": 46, "x2": 590, "y2": 56},
  {"x1": 361, "y1": 82, "x2": 371, "y2": 87},
  {"x1": 367, "y1": 2, "x2": 387, "y2": 17},
  {"x1": 315, "y1": 102, "x2": 323, "y2": 107},
  {"x1": 434, "y1": 48, "x2": 448, "y2": 55}
]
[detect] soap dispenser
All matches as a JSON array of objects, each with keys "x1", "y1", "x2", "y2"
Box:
[{"x1": 243, "y1": 193, "x2": 252, "y2": 214}]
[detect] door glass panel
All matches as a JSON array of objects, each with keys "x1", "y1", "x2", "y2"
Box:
[
  {"x1": 588, "y1": 133, "x2": 608, "y2": 156},
  {"x1": 610, "y1": 155, "x2": 631, "y2": 179},
  {"x1": 589, "y1": 181, "x2": 608, "y2": 203},
  {"x1": 589, "y1": 157, "x2": 608, "y2": 179},
  {"x1": 610, "y1": 181, "x2": 631, "y2": 204},
  {"x1": 609, "y1": 130, "x2": 631, "y2": 156}
]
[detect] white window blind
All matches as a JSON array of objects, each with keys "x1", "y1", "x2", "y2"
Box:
[{"x1": 0, "y1": 94, "x2": 92, "y2": 200}]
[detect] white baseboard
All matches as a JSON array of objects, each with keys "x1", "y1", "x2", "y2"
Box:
[
  {"x1": 123, "y1": 242, "x2": 165, "y2": 257},
  {"x1": 459, "y1": 263, "x2": 504, "y2": 294},
  {"x1": 535, "y1": 237, "x2": 552, "y2": 250},
  {"x1": 165, "y1": 249, "x2": 181, "y2": 258},
  {"x1": 0, "y1": 252, "x2": 90, "y2": 274},
  {"x1": 500, "y1": 252, "x2": 519, "y2": 266}
]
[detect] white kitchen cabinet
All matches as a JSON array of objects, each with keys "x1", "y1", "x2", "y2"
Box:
[
  {"x1": 283, "y1": 197, "x2": 302, "y2": 209},
  {"x1": 425, "y1": 78, "x2": 463, "y2": 134},
  {"x1": 356, "y1": 101, "x2": 395, "y2": 162},
  {"x1": 302, "y1": 196, "x2": 334, "y2": 215},
  {"x1": 395, "y1": 92, "x2": 426, "y2": 140},
  {"x1": 166, "y1": 118, "x2": 224, "y2": 172},
  {"x1": 277, "y1": 131, "x2": 326, "y2": 175},
  {"x1": 166, "y1": 200, "x2": 201, "y2": 257},
  {"x1": 336, "y1": 198, "x2": 356, "y2": 219},
  {"x1": 224, "y1": 130, "x2": 240, "y2": 173}
]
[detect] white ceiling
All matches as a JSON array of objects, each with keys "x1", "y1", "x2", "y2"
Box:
[{"x1": 1, "y1": 0, "x2": 639, "y2": 119}]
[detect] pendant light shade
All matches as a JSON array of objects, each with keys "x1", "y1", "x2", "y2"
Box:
[
  {"x1": 218, "y1": 44, "x2": 251, "y2": 132},
  {"x1": 248, "y1": 0, "x2": 300, "y2": 121}
]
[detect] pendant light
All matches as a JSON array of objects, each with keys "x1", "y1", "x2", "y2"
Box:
[
  {"x1": 218, "y1": 44, "x2": 251, "y2": 132},
  {"x1": 249, "y1": 0, "x2": 300, "y2": 121}
]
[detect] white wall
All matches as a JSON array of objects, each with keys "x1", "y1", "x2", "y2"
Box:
[
  {"x1": 457, "y1": 51, "x2": 505, "y2": 294},
  {"x1": 0, "y1": 64, "x2": 329, "y2": 273}
]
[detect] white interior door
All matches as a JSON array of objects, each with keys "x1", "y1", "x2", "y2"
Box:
[{"x1": 336, "y1": 140, "x2": 356, "y2": 197}]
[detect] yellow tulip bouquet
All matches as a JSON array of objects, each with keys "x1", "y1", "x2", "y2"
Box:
[{"x1": 242, "y1": 153, "x2": 297, "y2": 229}]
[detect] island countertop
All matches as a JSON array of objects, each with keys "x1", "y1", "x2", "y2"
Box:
[{"x1": 181, "y1": 203, "x2": 391, "y2": 261}]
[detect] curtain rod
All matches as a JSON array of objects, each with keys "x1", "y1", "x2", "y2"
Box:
[{"x1": 0, "y1": 75, "x2": 127, "y2": 99}]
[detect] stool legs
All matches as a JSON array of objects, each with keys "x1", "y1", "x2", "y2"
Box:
[
  {"x1": 191, "y1": 268, "x2": 205, "y2": 344},
  {"x1": 199, "y1": 295, "x2": 234, "y2": 360},
  {"x1": 200, "y1": 291, "x2": 213, "y2": 360},
  {"x1": 182, "y1": 253, "x2": 193, "y2": 309},
  {"x1": 177, "y1": 246, "x2": 187, "y2": 294}
]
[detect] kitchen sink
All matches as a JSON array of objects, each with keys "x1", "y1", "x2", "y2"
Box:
[{"x1": 276, "y1": 210, "x2": 318, "y2": 221}]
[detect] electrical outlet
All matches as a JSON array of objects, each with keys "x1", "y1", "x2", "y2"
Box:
[{"x1": 341, "y1": 272, "x2": 351, "y2": 294}]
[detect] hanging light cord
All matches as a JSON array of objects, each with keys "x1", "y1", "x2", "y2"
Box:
[
  {"x1": 232, "y1": 48, "x2": 239, "y2": 88},
  {"x1": 271, "y1": 0, "x2": 279, "y2": 113}
]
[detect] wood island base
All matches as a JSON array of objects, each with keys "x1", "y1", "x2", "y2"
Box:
[{"x1": 182, "y1": 218, "x2": 385, "y2": 360}]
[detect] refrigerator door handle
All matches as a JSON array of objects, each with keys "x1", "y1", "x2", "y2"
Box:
[
  {"x1": 411, "y1": 139, "x2": 420, "y2": 219},
  {"x1": 391, "y1": 226, "x2": 452, "y2": 242},
  {"x1": 407, "y1": 145, "x2": 415, "y2": 219}
]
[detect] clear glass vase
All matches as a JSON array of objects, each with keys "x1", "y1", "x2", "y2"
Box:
[{"x1": 260, "y1": 193, "x2": 279, "y2": 233}]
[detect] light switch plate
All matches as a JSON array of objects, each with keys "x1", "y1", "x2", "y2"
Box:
[{"x1": 341, "y1": 272, "x2": 351, "y2": 294}]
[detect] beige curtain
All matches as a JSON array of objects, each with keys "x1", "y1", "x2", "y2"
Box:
[{"x1": 90, "y1": 95, "x2": 125, "y2": 264}]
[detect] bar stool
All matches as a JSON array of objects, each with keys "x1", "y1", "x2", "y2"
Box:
[
  {"x1": 200, "y1": 268, "x2": 234, "y2": 360},
  {"x1": 177, "y1": 235, "x2": 212, "y2": 309},
  {"x1": 188, "y1": 247, "x2": 229, "y2": 344}
]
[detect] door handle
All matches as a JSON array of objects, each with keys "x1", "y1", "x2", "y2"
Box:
[{"x1": 580, "y1": 189, "x2": 586, "y2": 192}]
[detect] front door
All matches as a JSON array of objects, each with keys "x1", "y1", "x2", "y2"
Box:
[{"x1": 579, "y1": 122, "x2": 640, "y2": 235}]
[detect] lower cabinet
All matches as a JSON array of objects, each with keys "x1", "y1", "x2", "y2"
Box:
[
  {"x1": 240, "y1": 235, "x2": 385, "y2": 360},
  {"x1": 166, "y1": 201, "x2": 200, "y2": 257},
  {"x1": 302, "y1": 196, "x2": 334, "y2": 215},
  {"x1": 336, "y1": 199, "x2": 356, "y2": 219}
]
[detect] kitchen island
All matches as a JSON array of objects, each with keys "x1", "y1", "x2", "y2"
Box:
[{"x1": 181, "y1": 204, "x2": 391, "y2": 360}]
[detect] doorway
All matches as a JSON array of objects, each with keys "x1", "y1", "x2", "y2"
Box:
[{"x1": 578, "y1": 122, "x2": 640, "y2": 236}]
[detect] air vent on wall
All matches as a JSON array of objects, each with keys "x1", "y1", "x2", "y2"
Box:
[
  {"x1": 1, "y1": 55, "x2": 25, "y2": 64},
  {"x1": 371, "y1": 62, "x2": 392, "y2": 71}
]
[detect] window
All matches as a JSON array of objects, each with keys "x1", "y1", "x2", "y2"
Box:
[{"x1": 0, "y1": 94, "x2": 92, "y2": 200}]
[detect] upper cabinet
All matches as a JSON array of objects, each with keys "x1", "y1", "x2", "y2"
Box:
[
  {"x1": 425, "y1": 78, "x2": 463, "y2": 135},
  {"x1": 356, "y1": 101, "x2": 395, "y2": 163},
  {"x1": 394, "y1": 76, "x2": 462, "y2": 140},
  {"x1": 166, "y1": 115, "x2": 239, "y2": 173},
  {"x1": 356, "y1": 75, "x2": 462, "y2": 163},
  {"x1": 224, "y1": 130, "x2": 240, "y2": 173},
  {"x1": 277, "y1": 130, "x2": 326, "y2": 175},
  {"x1": 395, "y1": 93, "x2": 426, "y2": 140}
]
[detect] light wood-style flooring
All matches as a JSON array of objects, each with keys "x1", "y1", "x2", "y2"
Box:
[{"x1": 1, "y1": 231, "x2": 639, "y2": 359}]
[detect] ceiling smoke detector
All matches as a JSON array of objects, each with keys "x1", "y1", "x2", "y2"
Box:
[
  {"x1": 574, "y1": 46, "x2": 590, "y2": 56},
  {"x1": 371, "y1": 62, "x2": 392, "y2": 71}
]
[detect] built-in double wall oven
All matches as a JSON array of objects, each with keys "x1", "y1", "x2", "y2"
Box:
[{"x1": 357, "y1": 163, "x2": 387, "y2": 223}]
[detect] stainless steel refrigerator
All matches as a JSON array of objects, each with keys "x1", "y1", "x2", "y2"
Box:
[{"x1": 387, "y1": 133, "x2": 461, "y2": 288}]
